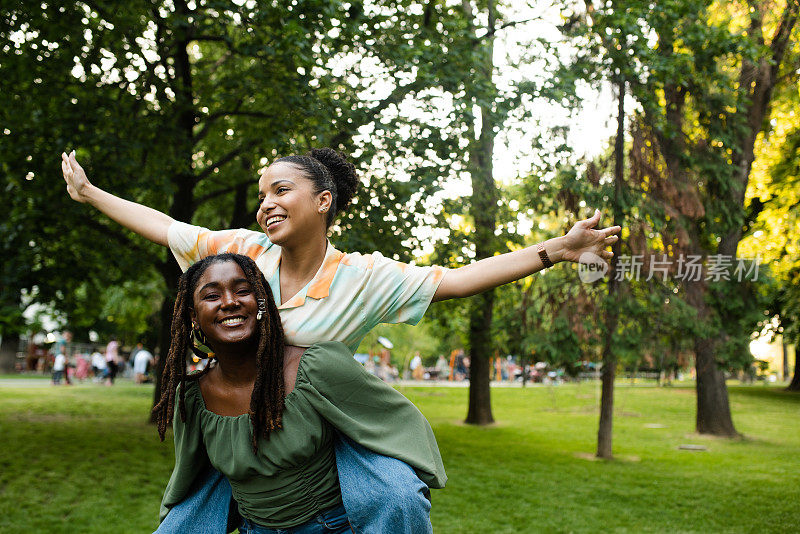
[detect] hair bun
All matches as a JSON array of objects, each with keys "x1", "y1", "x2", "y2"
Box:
[{"x1": 308, "y1": 148, "x2": 357, "y2": 213}]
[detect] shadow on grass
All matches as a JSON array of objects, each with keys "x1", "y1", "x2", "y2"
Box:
[{"x1": 728, "y1": 385, "x2": 800, "y2": 404}]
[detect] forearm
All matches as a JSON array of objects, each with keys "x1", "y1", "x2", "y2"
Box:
[
  {"x1": 432, "y1": 237, "x2": 566, "y2": 301},
  {"x1": 84, "y1": 184, "x2": 174, "y2": 247}
]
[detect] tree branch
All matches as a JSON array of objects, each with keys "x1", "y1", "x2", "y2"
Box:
[
  {"x1": 205, "y1": 110, "x2": 276, "y2": 122},
  {"x1": 194, "y1": 141, "x2": 258, "y2": 183},
  {"x1": 191, "y1": 35, "x2": 230, "y2": 43},
  {"x1": 195, "y1": 177, "x2": 259, "y2": 205},
  {"x1": 84, "y1": 217, "x2": 148, "y2": 256},
  {"x1": 472, "y1": 16, "x2": 547, "y2": 44},
  {"x1": 327, "y1": 0, "x2": 444, "y2": 149},
  {"x1": 328, "y1": 78, "x2": 426, "y2": 148},
  {"x1": 194, "y1": 109, "x2": 275, "y2": 144}
]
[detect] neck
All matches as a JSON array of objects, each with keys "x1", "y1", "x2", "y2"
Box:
[
  {"x1": 210, "y1": 341, "x2": 259, "y2": 387},
  {"x1": 279, "y1": 234, "x2": 328, "y2": 282}
]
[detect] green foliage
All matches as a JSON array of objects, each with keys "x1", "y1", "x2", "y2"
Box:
[
  {"x1": 0, "y1": 1, "x2": 509, "y2": 344},
  {"x1": 549, "y1": 0, "x2": 800, "y2": 379}
]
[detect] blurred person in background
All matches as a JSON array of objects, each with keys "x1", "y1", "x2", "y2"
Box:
[
  {"x1": 410, "y1": 352, "x2": 424, "y2": 381},
  {"x1": 133, "y1": 342, "x2": 154, "y2": 384},
  {"x1": 52, "y1": 347, "x2": 66, "y2": 385},
  {"x1": 75, "y1": 352, "x2": 90, "y2": 381},
  {"x1": 105, "y1": 336, "x2": 119, "y2": 386},
  {"x1": 434, "y1": 355, "x2": 449, "y2": 381},
  {"x1": 91, "y1": 347, "x2": 106, "y2": 381}
]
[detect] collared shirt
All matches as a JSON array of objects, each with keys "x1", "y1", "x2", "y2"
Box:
[{"x1": 168, "y1": 222, "x2": 447, "y2": 351}]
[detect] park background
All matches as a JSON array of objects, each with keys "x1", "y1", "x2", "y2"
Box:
[{"x1": 1, "y1": 0, "x2": 799, "y2": 532}]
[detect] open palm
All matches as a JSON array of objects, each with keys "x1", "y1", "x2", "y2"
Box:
[
  {"x1": 61, "y1": 151, "x2": 92, "y2": 203},
  {"x1": 561, "y1": 209, "x2": 621, "y2": 266}
]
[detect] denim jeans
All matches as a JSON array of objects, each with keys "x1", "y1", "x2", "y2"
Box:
[
  {"x1": 239, "y1": 505, "x2": 350, "y2": 534},
  {"x1": 155, "y1": 435, "x2": 432, "y2": 534},
  {"x1": 155, "y1": 466, "x2": 232, "y2": 534},
  {"x1": 334, "y1": 434, "x2": 432, "y2": 534}
]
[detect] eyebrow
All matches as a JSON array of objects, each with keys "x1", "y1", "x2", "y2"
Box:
[{"x1": 258, "y1": 179, "x2": 295, "y2": 196}]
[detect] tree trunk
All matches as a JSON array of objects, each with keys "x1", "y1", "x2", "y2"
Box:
[
  {"x1": 597, "y1": 78, "x2": 625, "y2": 459},
  {"x1": 463, "y1": 0, "x2": 498, "y2": 426},
  {"x1": 688, "y1": 4, "x2": 797, "y2": 432},
  {"x1": 0, "y1": 332, "x2": 20, "y2": 373},
  {"x1": 230, "y1": 158, "x2": 254, "y2": 229},
  {"x1": 787, "y1": 347, "x2": 800, "y2": 391},
  {"x1": 466, "y1": 290, "x2": 495, "y2": 424},
  {"x1": 685, "y1": 277, "x2": 739, "y2": 436},
  {"x1": 150, "y1": 255, "x2": 181, "y2": 422},
  {"x1": 782, "y1": 340, "x2": 789, "y2": 382},
  {"x1": 150, "y1": 5, "x2": 198, "y2": 420}
]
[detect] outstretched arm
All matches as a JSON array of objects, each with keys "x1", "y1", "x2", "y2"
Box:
[
  {"x1": 432, "y1": 209, "x2": 621, "y2": 302},
  {"x1": 61, "y1": 151, "x2": 174, "y2": 247}
]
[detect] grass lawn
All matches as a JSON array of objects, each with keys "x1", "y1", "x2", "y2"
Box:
[{"x1": 1, "y1": 381, "x2": 798, "y2": 533}]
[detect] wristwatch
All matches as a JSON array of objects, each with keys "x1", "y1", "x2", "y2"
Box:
[{"x1": 536, "y1": 242, "x2": 554, "y2": 268}]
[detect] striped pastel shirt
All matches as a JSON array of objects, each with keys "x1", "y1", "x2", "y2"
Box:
[{"x1": 168, "y1": 222, "x2": 447, "y2": 352}]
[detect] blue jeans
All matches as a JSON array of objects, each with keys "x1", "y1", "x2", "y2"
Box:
[
  {"x1": 239, "y1": 504, "x2": 350, "y2": 534},
  {"x1": 155, "y1": 435, "x2": 432, "y2": 534},
  {"x1": 155, "y1": 466, "x2": 232, "y2": 534},
  {"x1": 334, "y1": 435, "x2": 432, "y2": 534}
]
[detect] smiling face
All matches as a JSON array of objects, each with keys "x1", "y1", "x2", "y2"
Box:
[
  {"x1": 190, "y1": 261, "x2": 259, "y2": 350},
  {"x1": 256, "y1": 162, "x2": 331, "y2": 246}
]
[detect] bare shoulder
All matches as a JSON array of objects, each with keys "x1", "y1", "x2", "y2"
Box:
[{"x1": 283, "y1": 345, "x2": 305, "y2": 396}]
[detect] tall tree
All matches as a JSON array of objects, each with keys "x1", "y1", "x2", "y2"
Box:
[
  {"x1": 561, "y1": 0, "x2": 799, "y2": 436},
  {"x1": 643, "y1": 0, "x2": 796, "y2": 435},
  {"x1": 596, "y1": 77, "x2": 625, "y2": 458},
  {"x1": 461, "y1": 0, "x2": 501, "y2": 425}
]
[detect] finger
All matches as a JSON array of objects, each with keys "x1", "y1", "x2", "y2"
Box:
[
  {"x1": 604, "y1": 234, "x2": 619, "y2": 244},
  {"x1": 62, "y1": 152, "x2": 70, "y2": 166},
  {"x1": 584, "y1": 208, "x2": 601, "y2": 228},
  {"x1": 69, "y1": 150, "x2": 80, "y2": 169},
  {"x1": 602, "y1": 225, "x2": 622, "y2": 237},
  {"x1": 577, "y1": 210, "x2": 598, "y2": 229}
]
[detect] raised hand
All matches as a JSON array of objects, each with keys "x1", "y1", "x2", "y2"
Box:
[
  {"x1": 561, "y1": 209, "x2": 621, "y2": 266},
  {"x1": 61, "y1": 150, "x2": 92, "y2": 203}
]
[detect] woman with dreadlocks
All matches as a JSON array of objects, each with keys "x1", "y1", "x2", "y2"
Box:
[
  {"x1": 61, "y1": 148, "x2": 619, "y2": 533},
  {"x1": 154, "y1": 252, "x2": 445, "y2": 533}
]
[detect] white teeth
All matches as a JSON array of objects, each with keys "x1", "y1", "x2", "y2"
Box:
[
  {"x1": 220, "y1": 317, "x2": 245, "y2": 326},
  {"x1": 266, "y1": 216, "x2": 285, "y2": 227}
]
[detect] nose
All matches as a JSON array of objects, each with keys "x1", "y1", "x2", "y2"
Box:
[
  {"x1": 220, "y1": 290, "x2": 240, "y2": 309},
  {"x1": 259, "y1": 194, "x2": 277, "y2": 213}
]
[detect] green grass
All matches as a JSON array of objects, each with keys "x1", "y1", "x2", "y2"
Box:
[
  {"x1": 0, "y1": 373, "x2": 51, "y2": 379},
  {"x1": 1, "y1": 382, "x2": 798, "y2": 533}
]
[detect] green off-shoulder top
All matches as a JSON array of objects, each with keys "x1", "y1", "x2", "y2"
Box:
[{"x1": 159, "y1": 341, "x2": 446, "y2": 529}]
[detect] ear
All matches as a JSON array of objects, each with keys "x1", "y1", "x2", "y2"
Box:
[
  {"x1": 189, "y1": 308, "x2": 197, "y2": 328},
  {"x1": 317, "y1": 190, "x2": 333, "y2": 214}
]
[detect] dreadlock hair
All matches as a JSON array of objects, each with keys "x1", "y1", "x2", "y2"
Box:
[{"x1": 152, "y1": 253, "x2": 286, "y2": 454}]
